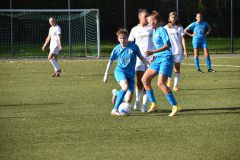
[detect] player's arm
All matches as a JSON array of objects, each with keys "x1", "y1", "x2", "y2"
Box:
[
  {"x1": 205, "y1": 25, "x2": 212, "y2": 37},
  {"x1": 57, "y1": 34, "x2": 62, "y2": 50},
  {"x1": 136, "y1": 46, "x2": 150, "y2": 66},
  {"x1": 42, "y1": 34, "x2": 51, "y2": 51},
  {"x1": 181, "y1": 36, "x2": 188, "y2": 58},
  {"x1": 144, "y1": 45, "x2": 169, "y2": 56},
  {"x1": 184, "y1": 23, "x2": 195, "y2": 37},
  {"x1": 103, "y1": 60, "x2": 113, "y2": 83}
]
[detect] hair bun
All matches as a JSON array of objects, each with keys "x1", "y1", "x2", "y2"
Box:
[{"x1": 152, "y1": 10, "x2": 159, "y2": 15}]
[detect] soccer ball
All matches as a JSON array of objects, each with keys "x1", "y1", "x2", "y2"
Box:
[{"x1": 118, "y1": 102, "x2": 132, "y2": 116}]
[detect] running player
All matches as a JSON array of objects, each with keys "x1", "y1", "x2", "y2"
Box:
[
  {"x1": 42, "y1": 17, "x2": 62, "y2": 77},
  {"x1": 128, "y1": 9, "x2": 155, "y2": 112},
  {"x1": 184, "y1": 12, "x2": 215, "y2": 73},
  {"x1": 164, "y1": 12, "x2": 188, "y2": 91},
  {"x1": 103, "y1": 28, "x2": 149, "y2": 116},
  {"x1": 142, "y1": 11, "x2": 181, "y2": 116}
]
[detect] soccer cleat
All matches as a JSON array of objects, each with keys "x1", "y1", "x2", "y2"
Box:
[
  {"x1": 167, "y1": 79, "x2": 172, "y2": 88},
  {"x1": 197, "y1": 69, "x2": 204, "y2": 73},
  {"x1": 177, "y1": 106, "x2": 182, "y2": 112},
  {"x1": 208, "y1": 69, "x2": 216, "y2": 73},
  {"x1": 168, "y1": 105, "x2": 180, "y2": 117},
  {"x1": 52, "y1": 72, "x2": 56, "y2": 77},
  {"x1": 111, "y1": 109, "x2": 120, "y2": 116},
  {"x1": 147, "y1": 103, "x2": 159, "y2": 113},
  {"x1": 55, "y1": 70, "x2": 61, "y2": 77},
  {"x1": 141, "y1": 105, "x2": 148, "y2": 113},
  {"x1": 134, "y1": 101, "x2": 140, "y2": 111},
  {"x1": 111, "y1": 89, "x2": 117, "y2": 104},
  {"x1": 173, "y1": 86, "x2": 180, "y2": 92}
]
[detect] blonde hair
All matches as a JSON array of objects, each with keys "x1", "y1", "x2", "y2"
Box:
[
  {"x1": 116, "y1": 28, "x2": 129, "y2": 37},
  {"x1": 149, "y1": 10, "x2": 165, "y2": 26},
  {"x1": 167, "y1": 12, "x2": 181, "y2": 28}
]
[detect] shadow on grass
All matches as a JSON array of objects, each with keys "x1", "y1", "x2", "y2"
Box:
[
  {"x1": 0, "y1": 102, "x2": 64, "y2": 107},
  {"x1": 131, "y1": 106, "x2": 240, "y2": 116}
]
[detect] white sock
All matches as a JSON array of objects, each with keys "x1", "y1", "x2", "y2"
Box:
[
  {"x1": 168, "y1": 77, "x2": 172, "y2": 82},
  {"x1": 49, "y1": 59, "x2": 60, "y2": 72},
  {"x1": 174, "y1": 73, "x2": 180, "y2": 87},
  {"x1": 142, "y1": 93, "x2": 148, "y2": 106},
  {"x1": 135, "y1": 90, "x2": 143, "y2": 102}
]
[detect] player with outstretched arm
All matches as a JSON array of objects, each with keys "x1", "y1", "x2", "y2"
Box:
[
  {"x1": 103, "y1": 28, "x2": 149, "y2": 116},
  {"x1": 164, "y1": 12, "x2": 188, "y2": 91},
  {"x1": 42, "y1": 17, "x2": 62, "y2": 77},
  {"x1": 142, "y1": 11, "x2": 181, "y2": 116},
  {"x1": 128, "y1": 9, "x2": 155, "y2": 112},
  {"x1": 184, "y1": 13, "x2": 215, "y2": 73}
]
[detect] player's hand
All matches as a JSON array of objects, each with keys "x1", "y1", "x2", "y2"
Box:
[
  {"x1": 149, "y1": 56, "x2": 154, "y2": 63},
  {"x1": 184, "y1": 51, "x2": 188, "y2": 58},
  {"x1": 103, "y1": 74, "x2": 108, "y2": 83},
  {"x1": 42, "y1": 46, "x2": 45, "y2": 52},
  {"x1": 144, "y1": 50, "x2": 154, "y2": 56},
  {"x1": 191, "y1": 33, "x2": 196, "y2": 37}
]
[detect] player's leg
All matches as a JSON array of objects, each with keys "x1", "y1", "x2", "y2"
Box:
[
  {"x1": 158, "y1": 56, "x2": 181, "y2": 116},
  {"x1": 142, "y1": 62, "x2": 158, "y2": 113},
  {"x1": 203, "y1": 42, "x2": 216, "y2": 73},
  {"x1": 173, "y1": 62, "x2": 181, "y2": 91},
  {"x1": 124, "y1": 77, "x2": 135, "y2": 103},
  {"x1": 134, "y1": 70, "x2": 145, "y2": 111},
  {"x1": 193, "y1": 40, "x2": 203, "y2": 73},
  {"x1": 111, "y1": 71, "x2": 129, "y2": 115},
  {"x1": 48, "y1": 52, "x2": 60, "y2": 77}
]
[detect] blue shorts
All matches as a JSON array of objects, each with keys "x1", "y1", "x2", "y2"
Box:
[
  {"x1": 114, "y1": 70, "x2": 135, "y2": 93},
  {"x1": 149, "y1": 55, "x2": 174, "y2": 77},
  {"x1": 192, "y1": 38, "x2": 208, "y2": 49}
]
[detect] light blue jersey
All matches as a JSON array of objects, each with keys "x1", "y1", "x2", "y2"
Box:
[
  {"x1": 185, "y1": 21, "x2": 209, "y2": 40},
  {"x1": 152, "y1": 26, "x2": 172, "y2": 57},
  {"x1": 110, "y1": 42, "x2": 142, "y2": 79}
]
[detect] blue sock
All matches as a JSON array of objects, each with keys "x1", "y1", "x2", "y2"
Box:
[
  {"x1": 194, "y1": 57, "x2": 200, "y2": 70},
  {"x1": 146, "y1": 90, "x2": 156, "y2": 103},
  {"x1": 166, "y1": 92, "x2": 177, "y2": 107},
  {"x1": 113, "y1": 90, "x2": 127, "y2": 110},
  {"x1": 206, "y1": 56, "x2": 212, "y2": 70}
]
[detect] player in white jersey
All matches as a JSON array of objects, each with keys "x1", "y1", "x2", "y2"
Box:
[
  {"x1": 128, "y1": 9, "x2": 155, "y2": 112},
  {"x1": 42, "y1": 17, "x2": 62, "y2": 77},
  {"x1": 164, "y1": 12, "x2": 188, "y2": 91}
]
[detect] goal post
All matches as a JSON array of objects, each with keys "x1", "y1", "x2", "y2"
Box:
[{"x1": 0, "y1": 9, "x2": 100, "y2": 58}]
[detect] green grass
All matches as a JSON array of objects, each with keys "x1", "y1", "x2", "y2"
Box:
[
  {"x1": 0, "y1": 37, "x2": 240, "y2": 58},
  {"x1": 0, "y1": 57, "x2": 240, "y2": 160}
]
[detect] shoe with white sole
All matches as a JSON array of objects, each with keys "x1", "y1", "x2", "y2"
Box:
[{"x1": 111, "y1": 109, "x2": 120, "y2": 116}]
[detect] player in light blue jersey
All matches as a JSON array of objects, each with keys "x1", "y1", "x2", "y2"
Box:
[
  {"x1": 142, "y1": 11, "x2": 181, "y2": 117},
  {"x1": 103, "y1": 28, "x2": 149, "y2": 116},
  {"x1": 184, "y1": 12, "x2": 216, "y2": 73}
]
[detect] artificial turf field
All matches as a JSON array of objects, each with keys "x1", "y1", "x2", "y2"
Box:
[{"x1": 0, "y1": 56, "x2": 240, "y2": 160}]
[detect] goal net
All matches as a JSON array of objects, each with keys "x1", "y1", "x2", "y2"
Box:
[{"x1": 0, "y1": 9, "x2": 100, "y2": 58}]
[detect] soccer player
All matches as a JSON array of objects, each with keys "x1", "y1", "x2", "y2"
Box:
[
  {"x1": 103, "y1": 28, "x2": 149, "y2": 116},
  {"x1": 164, "y1": 12, "x2": 188, "y2": 91},
  {"x1": 184, "y1": 13, "x2": 215, "y2": 73},
  {"x1": 142, "y1": 11, "x2": 181, "y2": 117},
  {"x1": 42, "y1": 17, "x2": 62, "y2": 77},
  {"x1": 128, "y1": 9, "x2": 155, "y2": 112}
]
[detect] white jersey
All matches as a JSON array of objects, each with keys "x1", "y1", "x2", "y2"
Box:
[
  {"x1": 49, "y1": 25, "x2": 61, "y2": 50},
  {"x1": 164, "y1": 25, "x2": 184, "y2": 55},
  {"x1": 129, "y1": 24, "x2": 155, "y2": 61}
]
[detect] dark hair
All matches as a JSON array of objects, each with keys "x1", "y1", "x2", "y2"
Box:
[
  {"x1": 149, "y1": 10, "x2": 165, "y2": 26},
  {"x1": 167, "y1": 11, "x2": 181, "y2": 28},
  {"x1": 116, "y1": 28, "x2": 129, "y2": 37},
  {"x1": 138, "y1": 9, "x2": 148, "y2": 15}
]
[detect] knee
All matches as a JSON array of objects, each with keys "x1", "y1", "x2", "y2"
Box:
[
  {"x1": 121, "y1": 84, "x2": 128, "y2": 91},
  {"x1": 141, "y1": 77, "x2": 148, "y2": 86},
  {"x1": 137, "y1": 80, "x2": 143, "y2": 89}
]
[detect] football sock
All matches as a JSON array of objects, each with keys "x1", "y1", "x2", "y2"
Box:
[
  {"x1": 174, "y1": 73, "x2": 180, "y2": 87},
  {"x1": 166, "y1": 92, "x2": 177, "y2": 106},
  {"x1": 113, "y1": 90, "x2": 127, "y2": 110},
  {"x1": 142, "y1": 93, "x2": 148, "y2": 106},
  {"x1": 146, "y1": 90, "x2": 156, "y2": 103},
  {"x1": 206, "y1": 56, "x2": 212, "y2": 70},
  {"x1": 135, "y1": 90, "x2": 143, "y2": 102},
  {"x1": 194, "y1": 57, "x2": 200, "y2": 70},
  {"x1": 49, "y1": 59, "x2": 60, "y2": 72}
]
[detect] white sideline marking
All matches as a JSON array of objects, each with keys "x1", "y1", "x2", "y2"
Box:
[{"x1": 182, "y1": 63, "x2": 240, "y2": 68}]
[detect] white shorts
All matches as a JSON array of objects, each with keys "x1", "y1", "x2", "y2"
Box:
[
  {"x1": 135, "y1": 59, "x2": 148, "y2": 72},
  {"x1": 50, "y1": 47, "x2": 60, "y2": 55},
  {"x1": 173, "y1": 54, "x2": 183, "y2": 63}
]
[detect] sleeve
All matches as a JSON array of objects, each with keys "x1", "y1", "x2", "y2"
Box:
[
  {"x1": 160, "y1": 28, "x2": 170, "y2": 46},
  {"x1": 135, "y1": 45, "x2": 143, "y2": 59},
  {"x1": 128, "y1": 27, "x2": 135, "y2": 41},
  {"x1": 205, "y1": 21, "x2": 209, "y2": 29},
  {"x1": 179, "y1": 26, "x2": 185, "y2": 36},
  {"x1": 109, "y1": 47, "x2": 117, "y2": 61},
  {"x1": 57, "y1": 26, "x2": 61, "y2": 35},
  {"x1": 185, "y1": 22, "x2": 195, "y2": 31}
]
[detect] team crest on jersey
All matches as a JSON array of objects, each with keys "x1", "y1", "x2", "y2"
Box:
[{"x1": 128, "y1": 49, "x2": 133, "y2": 55}]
